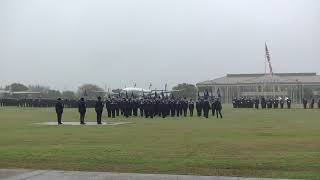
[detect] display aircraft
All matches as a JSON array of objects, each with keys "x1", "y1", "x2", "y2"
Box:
[
  {"x1": 0, "y1": 89, "x2": 41, "y2": 97},
  {"x1": 93, "y1": 84, "x2": 181, "y2": 98}
]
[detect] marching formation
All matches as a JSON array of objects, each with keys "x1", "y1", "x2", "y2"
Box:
[
  {"x1": 233, "y1": 97, "x2": 320, "y2": 109},
  {"x1": 232, "y1": 97, "x2": 293, "y2": 109},
  {"x1": 55, "y1": 96, "x2": 223, "y2": 125}
]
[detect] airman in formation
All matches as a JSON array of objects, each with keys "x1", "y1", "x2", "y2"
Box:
[
  {"x1": 52, "y1": 95, "x2": 223, "y2": 124},
  {"x1": 232, "y1": 97, "x2": 293, "y2": 109}
]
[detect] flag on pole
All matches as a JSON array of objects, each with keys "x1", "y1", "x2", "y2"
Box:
[
  {"x1": 265, "y1": 42, "x2": 273, "y2": 76},
  {"x1": 204, "y1": 89, "x2": 209, "y2": 99}
]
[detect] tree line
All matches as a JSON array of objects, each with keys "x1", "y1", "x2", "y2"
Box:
[{"x1": 2, "y1": 83, "x2": 198, "y2": 99}]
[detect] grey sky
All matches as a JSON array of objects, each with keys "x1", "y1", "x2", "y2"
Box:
[{"x1": 0, "y1": 0, "x2": 319, "y2": 91}]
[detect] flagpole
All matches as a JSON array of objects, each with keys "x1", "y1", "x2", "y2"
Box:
[{"x1": 264, "y1": 42, "x2": 267, "y2": 98}]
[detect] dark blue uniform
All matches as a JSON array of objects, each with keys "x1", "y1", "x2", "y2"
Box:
[
  {"x1": 78, "y1": 99, "x2": 86, "y2": 124},
  {"x1": 55, "y1": 99, "x2": 64, "y2": 124},
  {"x1": 95, "y1": 98, "x2": 104, "y2": 124}
]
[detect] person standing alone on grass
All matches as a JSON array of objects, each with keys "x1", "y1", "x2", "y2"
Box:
[
  {"x1": 215, "y1": 99, "x2": 223, "y2": 119},
  {"x1": 95, "y1": 96, "x2": 104, "y2": 124},
  {"x1": 55, "y1": 98, "x2": 64, "y2": 125},
  {"x1": 78, "y1": 98, "x2": 86, "y2": 125}
]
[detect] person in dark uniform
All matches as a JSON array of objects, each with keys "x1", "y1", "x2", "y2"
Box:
[
  {"x1": 286, "y1": 97, "x2": 292, "y2": 109},
  {"x1": 303, "y1": 98, "x2": 308, "y2": 109},
  {"x1": 211, "y1": 99, "x2": 216, "y2": 116},
  {"x1": 176, "y1": 100, "x2": 181, "y2": 117},
  {"x1": 132, "y1": 99, "x2": 139, "y2": 116},
  {"x1": 215, "y1": 99, "x2": 223, "y2": 118},
  {"x1": 123, "y1": 98, "x2": 129, "y2": 118},
  {"x1": 254, "y1": 97, "x2": 259, "y2": 109},
  {"x1": 188, "y1": 99, "x2": 194, "y2": 117},
  {"x1": 110, "y1": 98, "x2": 116, "y2": 118},
  {"x1": 149, "y1": 99, "x2": 155, "y2": 118},
  {"x1": 310, "y1": 98, "x2": 315, "y2": 109},
  {"x1": 95, "y1": 96, "x2": 104, "y2": 124},
  {"x1": 196, "y1": 99, "x2": 202, "y2": 117},
  {"x1": 55, "y1": 98, "x2": 64, "y2": 125},
  {"x1": 203, "y1": 99, "x2": 210, "y2": 118},
  {"x1": 159, "y1": 99, "x2": 166, "y2": 118},
  {"x1": 182, "y1": 98, "x2": 188, "y2": 117},
  {"x1": 232, "y1": 98, "x2": 237, "y2": 108},
  {"x1": 280, "y1": 97, "x2": 284, "y2": 109},
  {"x1": 140, "y1": 99, "x2": 144, "y2": 117},
  {"x1": 78, "y1": 98, "x2": 86, "y2": 125},
  {"x1": 115, "y1": 99, "x2": 120, "y2": 116},
  {"x1": 267, "y1": 98, "x2": 273, "y2": 109},
  {"x1": 318, "y1": 99, "x2": 320, "y2": 109},
  {"x1": 110, "y1": 98, "x2": 117, "y2": 118},
  {"x1": 169, "y1": 99, "x2": 176, "y2": 117},
  {"x1": 261, "y1": 97, "x2": 266, "y2": 109},
  {"x1": 273, "y1": 98, "x2": 279, "y2": 109},
  {"x1": 105, "y1": 98, "x2": 111, "y2": 118}
]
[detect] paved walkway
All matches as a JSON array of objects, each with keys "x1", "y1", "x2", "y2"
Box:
[
  {"x1": 0, "y1": 169, "x2": 293, "y2": 180},
  {"x1": 35, "y1": 121, "x2": 132, "y2": 126}
]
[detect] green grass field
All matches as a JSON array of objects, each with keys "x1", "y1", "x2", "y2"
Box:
[{"x1": 0, "y1": 106, "x2": 319, "y2": 179}]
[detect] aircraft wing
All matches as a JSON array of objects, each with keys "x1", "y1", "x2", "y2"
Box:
[
  {"x1": 90, "y1": 90, "x2": 117, "y2": 96},
  {"x1": 11, "y1": 91, "x2": 41, "y2": 95},
  {"x1": 91, "y1": 90, "x2": 107, "y2": 93},
  {"x1": 151, "y1": 89, "x2": 182, "y2": 93},
  {"x1": 0, "y1": 90, "x2": 10, "y2": 93}
]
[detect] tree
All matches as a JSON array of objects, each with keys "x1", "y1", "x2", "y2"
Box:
[
  {"x1": 77, "y1": 84, "x2": 105, "y2": 99},
  {"x1": 43, "y1": 90, "x2": 62, "y2": 99},
  {"x1": 28, "y1": 85, "x2": 50, "y2": 93},
  {"x1": 62, "y1": 91, "x2": 76, "y2": 99},
  {"x1": 171, "y1": 83, "x2": 197, "y2": 99},
  {"x1": 4, "y1": 83, "x2": 29, "y2": 98},
  {"x1": 5, "y1": 83, "x2": 28, "y2": 92}
]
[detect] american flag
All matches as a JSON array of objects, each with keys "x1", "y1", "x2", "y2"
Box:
[
  {"x1": 265, "y1": 42, "x2": 273, "y2": 76},
  {"x1": 204, "y1": 89, "x2": 209, "y2": 99}
]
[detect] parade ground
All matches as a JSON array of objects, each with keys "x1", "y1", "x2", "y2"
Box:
[{"x1": 0, "y1": 106, "x2": 319, "y2": 179}]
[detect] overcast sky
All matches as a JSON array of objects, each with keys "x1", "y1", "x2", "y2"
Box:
[{"x1": 0, "y1": 0, "x2": 319, "y2": 91}]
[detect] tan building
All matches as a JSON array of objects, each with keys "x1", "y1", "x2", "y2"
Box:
[{"x1": 196, "y1": 73, "x2": 320, "y2": 104}]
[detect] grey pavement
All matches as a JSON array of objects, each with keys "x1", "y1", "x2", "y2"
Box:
[
  {"x1": 35, "y1": 121, "x2": 132, "y2": 126},
  {"x1": 0, "y1": 169, "x2": 293, "y2": 180}
]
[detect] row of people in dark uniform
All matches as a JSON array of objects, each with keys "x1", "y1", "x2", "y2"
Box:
[
  {"x1": 233, "y1": 97, "x2": 320, "y2": 109},
  {"x1": 302, "y1": 98, "x2": 320, "y2": 109},
  {"x1": 0, "y1": 98, "x2": 97, "y2": 108},
  {"x1": 232, "y1": 97, "x2": 293, "y2": 109},
  {"x1": 55, "y1": 96, "x2": 223, "y2": 125}
]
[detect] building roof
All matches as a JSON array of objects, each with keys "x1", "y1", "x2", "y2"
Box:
[{"x1": 197, "y1": 73, "x2": 320, "y2": 86}]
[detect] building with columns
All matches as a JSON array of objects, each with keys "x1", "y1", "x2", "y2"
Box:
[{"x1": 196, "y1": 73, "x2": 320, "y2": 104}]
